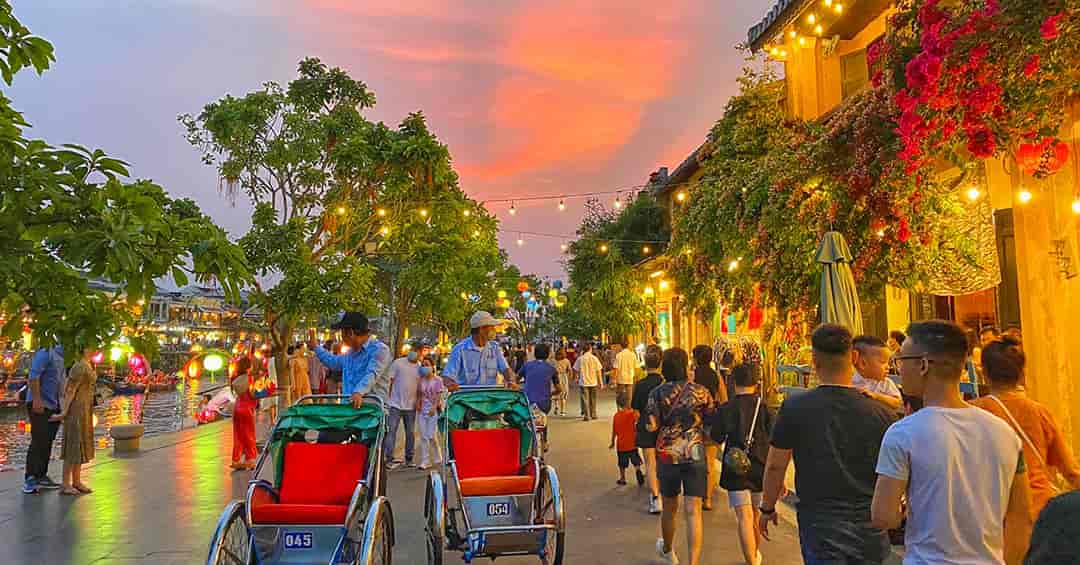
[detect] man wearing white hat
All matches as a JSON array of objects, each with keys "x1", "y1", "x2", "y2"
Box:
[{"x1": 443, "y1": 311, "x2": 516, "y2": 387}]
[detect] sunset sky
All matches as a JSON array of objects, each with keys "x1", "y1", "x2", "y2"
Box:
[{"x1": 12, "y1": 1, "x2": 763, "y2": 278}]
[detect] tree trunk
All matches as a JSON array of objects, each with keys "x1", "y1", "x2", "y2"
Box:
[{"x1": 268, "y1": 311, "x2": 293, "y2": 407}]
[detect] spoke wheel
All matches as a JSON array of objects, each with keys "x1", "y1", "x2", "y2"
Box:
[
  {"x1": 424, "y1": 474, "x2": 444, "y2": 565},
  {"x1": 207, "y1": 501, "x2": 251, "y2": 565},
  {"x1": 535, "y1": 466, "x2": 564, "y2": 565},
  {"x1": 358, "y1": 497, "x2": 394, "y2": 565}
]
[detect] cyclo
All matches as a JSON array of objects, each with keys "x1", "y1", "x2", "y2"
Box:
[
  {"x1": 207, "y1": 395, "x2": 395, "y2": 565},
  {"x1": 424, "y1": 386, "x2": 565, "y2": 564}
]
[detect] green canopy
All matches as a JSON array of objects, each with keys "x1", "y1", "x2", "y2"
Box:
[
  {"x1": 816, "y1": 231, "x2": 863, "y2": 335},
  {"x1": 269, "y1": 403, "x2": 383, "y2": 487},
  {"x1": 444, "y1": 389, "x2": 534, "y2": 461}
]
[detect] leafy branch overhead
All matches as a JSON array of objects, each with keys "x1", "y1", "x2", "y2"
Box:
[{"x1": 0, "y1": 3, "x2": 252, "y2": 356}]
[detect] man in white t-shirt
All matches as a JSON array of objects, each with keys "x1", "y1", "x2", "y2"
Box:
[
  {"x1": 384, "y1": 350, "x2": 421, "y2": 469},
  {"x1": 851, "y1": 335, "x2": 902, "y2": 411},
  {"x1": 871, "y1": 320, "x2": 1033, "y2": 565},
  {"x1": 573, "y1": 342, "x2": 603, "y2": 421},
  {"x1": 613, "y1": 340, "x2": 639, "y2": 400}
]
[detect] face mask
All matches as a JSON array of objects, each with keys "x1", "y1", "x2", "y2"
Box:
[
  {"x1": 419, "y1": 366, "x2": 432, "y2": 377},
  {"x1": 407, "y1": 351, "x2": 418, "y2": 362}
]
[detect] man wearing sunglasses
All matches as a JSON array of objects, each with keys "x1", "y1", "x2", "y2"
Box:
[{"x1": 871, "y1": 320, "x2": 1033, "y2": 565}]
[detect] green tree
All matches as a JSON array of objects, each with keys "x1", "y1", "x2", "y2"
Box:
[
  {"x1": 565, "y1": 195, "x2": 666, "y2": 340},
  {"x1": 0, "y1": 3, "x2": 251, "y2": 359},
  {"x1": 182, "y1": 59, "x2": 503, "y2": 376}
]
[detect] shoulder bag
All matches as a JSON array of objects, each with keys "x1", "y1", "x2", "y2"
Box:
[
  {"x1": 722, "y1": 394, "x2": 763, "y2": 478},
  {"x1": 987, "y1": 394, "x2": 1066, "y2": 494}
]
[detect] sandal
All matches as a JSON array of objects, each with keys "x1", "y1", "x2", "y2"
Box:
[
  {"x1": 59, "y1": 487, "x2": 81, "y2": 496},
  {"x1": 74, "y1": 483, "x2": 93, "y2": 494}
]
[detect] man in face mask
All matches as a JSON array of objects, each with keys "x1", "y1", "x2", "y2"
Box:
[{"x1": 384, "y1": 344, "x2": 423, "y2": 469}]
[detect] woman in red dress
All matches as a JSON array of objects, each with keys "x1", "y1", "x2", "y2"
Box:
[{"x1": 230, "y1": 356, "x2": 258, "y2": 470}]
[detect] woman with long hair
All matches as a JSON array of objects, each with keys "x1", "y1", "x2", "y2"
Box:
[
  {"x1": 972, "y1": 336, "x2": 1080, "y2": 518},
  {"x1": 230, "y1": 356, "x2": 258, "y2": 471},
  {"x1": 55, "y1": 347, "x2": 98, "y2": 495}
]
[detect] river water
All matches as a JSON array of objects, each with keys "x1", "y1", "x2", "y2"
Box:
[{"x1": 0, "y1": 376, "x2": 229, "y2": 471}]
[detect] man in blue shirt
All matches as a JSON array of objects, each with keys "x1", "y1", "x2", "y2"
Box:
[
  {"x1": 24, "y1": 345, "x2": 65, "y2": 494},
  {"x1": 310, "y1": 312, "x2": 391, "y2": 408},
  {"x1": 520, "y1": 343, "x2": 560, "y2": 414},
  {"x1": 442, "y1": 311, "x2": 516, "y2": 387}
]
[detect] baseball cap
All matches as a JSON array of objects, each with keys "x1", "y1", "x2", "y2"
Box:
[
  {"x1": 469, "y1": 311, "x2": 506, "y2": 329},
  {"x1": 330, "y1": 312, "x2": 371, "y2": 332}
]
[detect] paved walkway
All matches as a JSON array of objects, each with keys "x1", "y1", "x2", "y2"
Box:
[{"x1": 0, "y1": 392, "x2": 811, "y2": 565}]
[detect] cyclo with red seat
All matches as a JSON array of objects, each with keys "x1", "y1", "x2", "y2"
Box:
[
  {"x1": 424, "y1": 386, "x2": 565, "y2": 564},
  {"x1": 207, "y1": 395, "x2": 394, "y2": 565}
]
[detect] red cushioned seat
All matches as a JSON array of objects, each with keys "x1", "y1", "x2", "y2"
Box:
[
  {"x1": 250, "y1": 442, "x2": 368, "y2": 525},
  {"x1": 451, "y1": 429, "x2": 535, "y2": 496}
]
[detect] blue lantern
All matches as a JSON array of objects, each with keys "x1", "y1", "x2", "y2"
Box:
[
  {"x1": 522, "y1": 290, "x2": 532, "y2": 299},
  {"x1": 553, "y1": 279, "x2": 563, "y2": 289}
]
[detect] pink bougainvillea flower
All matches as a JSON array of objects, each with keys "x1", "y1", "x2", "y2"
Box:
[
  {"x1": 1023, "y1": 55, "x2": 1041, "y2": 78},
  {"x1": 897, "y1": 218, "x2": 912, "y2": 243},
  {"x1": 966, "y1": 126, "x2": 997, "y2": 158},
  {"x1": 1041, "y1": 13, "x2": 1063, "y2": 40},
  {"x1": 968, "y1": 44, "x2": 990, "y2": 68},
  {"x1": 967, "y1": 82, "x2": 1003, "y2": 115}
]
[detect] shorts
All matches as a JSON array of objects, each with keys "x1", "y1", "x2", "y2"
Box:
[
  {"x1": 658, "y1": 461, "x2": 707, "y2": 499},
  {"x1": 635, "y1": 428, "x2": 658, "y2": 450},
  {"x1": 617, "y1": 449, "x2": 642, "y2": 469},
  {"x1": 727, "y1": 490, "x2": 763, "y2": 509}
]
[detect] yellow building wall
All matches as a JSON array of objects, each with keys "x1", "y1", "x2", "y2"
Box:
[
  {"x1": 885, "y1": 286, "x2": 911, "y2": 335},
  {"x1": 989, "y1": 103, "x2": 1080, "y2": 453}
]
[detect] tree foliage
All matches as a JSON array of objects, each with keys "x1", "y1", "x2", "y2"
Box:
[
  {"x1": 182, "y1": 59, "x2": 504, "y2": 357},
  {"x1": 565, "y1": 195, "x2": 667, "y2": 340},
  {"x1": 0, "y1": 2, "x2": 251, "y2": 357}
]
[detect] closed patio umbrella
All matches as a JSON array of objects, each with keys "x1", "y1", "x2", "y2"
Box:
[{"x1": 816, "y1": 231, "x2": 863, "y2": 335}]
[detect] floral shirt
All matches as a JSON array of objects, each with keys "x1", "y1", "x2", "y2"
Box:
[{"x1": 645, "y1": 381, "x2": 713, "y2": 464}]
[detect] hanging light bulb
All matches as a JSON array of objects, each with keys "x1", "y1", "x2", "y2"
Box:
[
  {"x1": 727, "y1": 259, "x2": 740, "y2": 272},
  {"x1": 509, "y1": 202, "x2": 517, "y2": 215},
  {"x1": 472, "y1": 229, "x2": 481, "y2": 237},
  {"x1": 379, "y1": 226, "x2": 389, "y2": 236},
  {"x1": 780, "y1": 49, "x2": 788, "y2": 57},
  {"x1": 560, "y1": 243, "x2": 568, "y2": 252},
  {"x1": 814, "y1": 24, "x2": 824, "y2": 35},
  {"x1": 599, "y1": 243, "x2": 609, "y2": 253},
  {"x1": 807, "y1": 13, "x2": 817, "y2": 24},
  {"x1": 676, "y1": 191, "x2": 687, "y2": 203},
  {"x1": 876, "y1": 228, "x2": 885, "y2": 238},
  {"x1": 834, "y1": 3, "x2": 843, "y2": 14},
  {"x1": 517, "y1": 234, "x2": 524, "y2": 247},
  {"x1": 335, "y1": 205, "x2": 347, "y2": 215},
  {"x1": 788, "y1": 29, "x2": 797, "y2": 39},
  {"x1": 1018, "y1": 188, "x2": 1033, "y2": 204},
  {"x1": 377, "y1": 207, "x2": 387, "y2": 217},
  {"x1": 966, "y1": 186, "x2": 981, "y2": 201},
  {"x1": 463, "y1": 209, "x2": 471, "y2": 217},
  {"x1": 1072, "y1": 199, "x2": 1080, "y2": 215},
  {"x1": 643, "y1": 246, "x2": 651, "y2": 254},
  {"x1": 419, "y1": 208, "x2": 429, "y2": 218},
  {"x1": 558, "y1": 199, "x2": 566, "y2": 211},
  {"x1": 823, "y1": 0, "x2": 832, "y2": 6},
  {"x1": 798, "y1": 36, "x2": 807, "y2": 47}
]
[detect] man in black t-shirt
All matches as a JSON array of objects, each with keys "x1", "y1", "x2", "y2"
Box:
[
  {"x1": 631, "y1": 344, "x2": 665, "y2": 514},
  {"x1": 758, "y1": 324, "x2": 897, "y2": 564}
]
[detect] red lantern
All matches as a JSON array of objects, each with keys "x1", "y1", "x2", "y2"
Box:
[{"x1": 516, "y1": 281, "x2": 529, "y2": 293}]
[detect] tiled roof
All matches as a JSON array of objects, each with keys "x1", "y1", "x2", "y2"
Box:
[
  {"x1": 747, "y1": 0, "x2": 810, "y2": 50},
  {"x1": 654, "y1": 144, "x2": 704, "y2": 197}
]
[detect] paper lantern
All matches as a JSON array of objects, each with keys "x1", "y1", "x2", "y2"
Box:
[
  {"x1": 91, "y1": 351, "x2": 104, "y2": 365},
  {"x1": 186, "y1": 360, "x2": 201, "y2": 379},
  {"x1": 553, "y1": 279, "x2": 563, "y2": 289},
  {"x1": 203, "y1": 353, "x2": 224, "y2": 372},
  {"x1": 547, "y1": 289, "x2": 558, "y2": 298},
  {"x1": 497, "y1": 290, "x2": 507, "y2": 299},
  {"x1": 517, "y1": 281, "x2": 529, "y2": 292},
  {"x1": 109, "y1": 346, "x2": 124, "y2": 363},
  {"x1": 522, "y1": 291, "x2": 532, "y2": 299}
]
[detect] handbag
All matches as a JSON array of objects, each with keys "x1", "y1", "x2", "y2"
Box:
[
  {"x1": 987, "y1": 395, "x2": 1067, "y2": 494},
  {"x1": 722, "y1": 394, "x2": 763, "y2": 478}
]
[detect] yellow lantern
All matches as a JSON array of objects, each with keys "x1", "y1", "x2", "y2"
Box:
[{"x1": 497, "y1": 290, "x2": 507, "y2": 299}]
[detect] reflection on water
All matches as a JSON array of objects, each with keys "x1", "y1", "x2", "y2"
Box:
[{"x1": 0, "y1": 377, "x2": 228, "y2": 469}]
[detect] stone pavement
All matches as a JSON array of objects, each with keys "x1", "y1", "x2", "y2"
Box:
[{"x1": 0, "y1": 392, "x2": 813, "y2": 565}]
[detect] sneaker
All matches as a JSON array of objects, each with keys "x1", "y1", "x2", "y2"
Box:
[
  {"x1": 22, "y1": 477, "x2": 39, "y2": 494},
  {"x1": 37, "y1": 476, "x2": 61, "y2": 490},
  {"x1": 417, "y1": 464, "x2": 430, "y2": 471},
  {"x1": 648, "y1": 496, "x2": 662, "y2": 514},
  {"x1": 616, "y1": 479, "x2": 627, "y2": 486},
  {"x1": 635, "y1": 469, "x2": 645, "y2": 486},
  {"x1": 655, "y1": 538, "x2": 679, "y2": 565},
  {"x1": 387, "y1": 460, "x2": 404, "y2": 470},
  {"x1": 406, "y1": 461, "x2": 417, "y2": 468}
]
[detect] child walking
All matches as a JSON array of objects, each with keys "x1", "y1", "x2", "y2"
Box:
[
  {"x1": 230, "y1": 357, "x2": 258, "y2": 471},
  {"x1": 610, "y1": 392, "x2": 645, "y2": 486},
  {"x1": 416, "y1": 359, "x2": 445, "y2": 470}
]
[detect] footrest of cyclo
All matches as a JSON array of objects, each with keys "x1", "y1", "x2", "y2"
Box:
[{"x1": 461, "y1": 495, "x2": 551, "y2": 561}]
